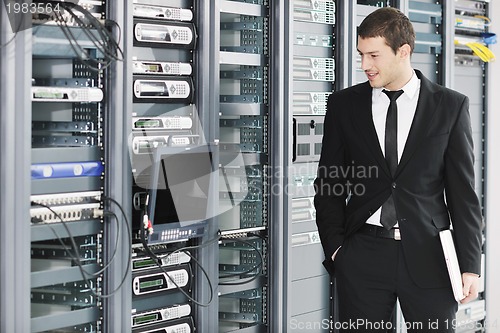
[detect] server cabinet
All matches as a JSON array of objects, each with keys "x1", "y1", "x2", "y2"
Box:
[
  {"x1": 127, "y1": 2, "x2": 217, "y2": 333},
  {"x1": 0, "y1": 1, "x2": 129, "y2": 331},
  {"x1": 29, "y1": 1, "x2": 116, "y2": 330},
  {"x1": 216, "y1": 1, "x2": 272, "y2": 332},
  {"x1": 125, "y1": 1, "x2": 285, "y2": 332},
  {"x1": 287, "y1": 1, "x2": 337, "y2": 332},
  {"x1": 447, "y1": 0, "x2": 490, "y2": 331}
]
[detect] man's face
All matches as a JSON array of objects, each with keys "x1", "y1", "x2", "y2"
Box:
[{"x1": 357, "y1": 36, "x2": 407, "y2": 90}]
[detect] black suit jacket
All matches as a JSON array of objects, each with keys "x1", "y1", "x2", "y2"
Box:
[{"x1": 314, "y1": 70, "x2": 483, "y2": 288}]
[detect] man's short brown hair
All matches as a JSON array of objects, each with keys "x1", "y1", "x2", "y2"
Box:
[{"x1": 358, "y1": 7, "x2": 416, "y2": 55}]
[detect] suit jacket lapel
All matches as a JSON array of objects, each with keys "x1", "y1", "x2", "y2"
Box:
[
  {"x1": 396, "y1": 70, "x2": 442, "y2": 177},
  {"x1": 351, "y1": 82, "x2": 391, "y2": 179}
]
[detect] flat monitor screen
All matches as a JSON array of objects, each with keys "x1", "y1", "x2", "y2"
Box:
[{"x1": 144, "y1": 145, "x2": 214, "y2": 243}]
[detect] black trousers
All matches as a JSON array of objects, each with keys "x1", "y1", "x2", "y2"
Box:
[{"x1": 334, "y1": 231, "x2": 458, "y2": 333}]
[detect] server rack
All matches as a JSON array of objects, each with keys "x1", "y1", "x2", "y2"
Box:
[
  {"x1": 125, "y1": 1, "x2": 286, "y2": 332},
  {"x1": 286, "y1": 1, "x2": 337, "y2": 332},
  {"x1": 127, "y1": 2, "x2": 215, "y2": 333},
  {"x1": 447, "y1": 0, "x2": 490, "y2": 331},
  {"x1": 0, "y1": 1, "x2": 126, "y2": 331},
  {"x1": 216, "y1": 1, "x2": 272, "y2": 332},
  {"x1": 29, "y1": 2, "x2": 114, "y2": 331}
]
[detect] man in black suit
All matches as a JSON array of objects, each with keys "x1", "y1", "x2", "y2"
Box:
[{"x1": 314, "y1": 7, "x2": 482, "y2": 332}]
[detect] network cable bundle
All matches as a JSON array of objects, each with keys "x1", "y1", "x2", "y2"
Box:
[
  {"x1": 31, "y1": 0, "x2": 123, "y2": 70},
  {"x1": 454, "y1": 0, "x2": 496, "y2": 63},
  {"x1": 454, "y1": 36, "x2": 496, "y2": 63}
]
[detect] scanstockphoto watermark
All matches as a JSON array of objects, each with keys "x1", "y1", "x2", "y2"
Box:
[
  {"x1": 226, "y1": 164, "x2": 380, "y2": 198},
  {"x1": 266, "y1": 163, "x2": 380, "y2": 197},
  {"x1": 315, "y1": 163, "x2": 379, "y2": 181},
  {"x1": 312, "y1": 180, "x2": 367, "y2": 197},
  {"x1": 290, "y1": 318, "x2": 499, "y2": 331},
  {"x1": 290, "y1": 318, "x2": 424, "y2": 331}
]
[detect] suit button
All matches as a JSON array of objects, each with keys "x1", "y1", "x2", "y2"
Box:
[{"x1": 392, "y1": 182, "x2": 397, "y2": 189}]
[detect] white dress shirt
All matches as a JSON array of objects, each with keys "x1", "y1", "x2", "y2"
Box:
[{"x1": 365, "y1": 71, "x2": 421, "y2": 227}]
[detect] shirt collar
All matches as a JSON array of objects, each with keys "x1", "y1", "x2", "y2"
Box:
[{"x1": 373, "y1": 70, "x2": 420, "y2": 100}]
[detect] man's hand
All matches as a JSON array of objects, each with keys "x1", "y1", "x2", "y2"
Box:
[
  {"x1": 460, "y1": 272, "x2": 480, "y2": 304},
  {"x1": 331, "y1": 246, "x2": 342, "y2": 261}
]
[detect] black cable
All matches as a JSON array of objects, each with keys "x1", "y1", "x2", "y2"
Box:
[
  {"x1": 161, "y1": 234, "x2": 223, "y2": 304},
  {"x1": 0, "y1": 3, "x2": 25, "y2": 49},
  {"x1": 218, "y1": 237, "x2": 265, "y2": 286},
  {"x1": 31, "y1": 201, "x2": 131, "y2": 299},
  {"x1": 54, "y1": 9, "x2": 120, "y2": 71},
  {"x1": 137, "y1": 208, "x2": 219, "y2": 307},
  {"x1": 0, "y1": 30, "x2": 18, "y2": 49},
  {"x1": 138, "y1": 215, "x2": 207, "y2": 306},
  {"x1": 221, "y1": 166, "x2": 235, "y2": 206},
  {"x1": 218, "y1": 245, "x2": 263, "y2": 278},
  {"x1": 99, "y1": 210, "x2": 121, "y2": 274},
  {"x1": 31, "y1": 202, "x2": 120, "y2": 277},
  {"x1": 36, "y1": 9, "x2": 102, "y2": 70},
  {"x1": 99, "y1": 197, "x2": 133, "y2": 298},
  {"x1": 167, "y1": 233, "x2": 221, "y2": 253},
  {"x1": 56, "y1": 2, "x2": 118, "y2": 56},
  {"x1": 185, "y1": 252, "x2": 214, "y2": 303},
  {"x1": 61, "y1": 5, "x2": 122, "y2": 62},
  {"x1": 105, "y1": 19, "x2": 121, "y2": 45},
  {"x1": 31, "y1": 201, "x2": 91, "y2": 275},
  {"x1": 31, "y1": 0, "x2": 124, "y2": 71}
]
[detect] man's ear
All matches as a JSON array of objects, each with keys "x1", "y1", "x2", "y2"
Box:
[{"x1": 399, "y1": 44, "x2": 412, "y2": 59}]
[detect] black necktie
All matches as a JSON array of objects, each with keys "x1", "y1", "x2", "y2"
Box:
[{"x1": 380, "y1": 89, "x2": 404, "y2": 230}]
